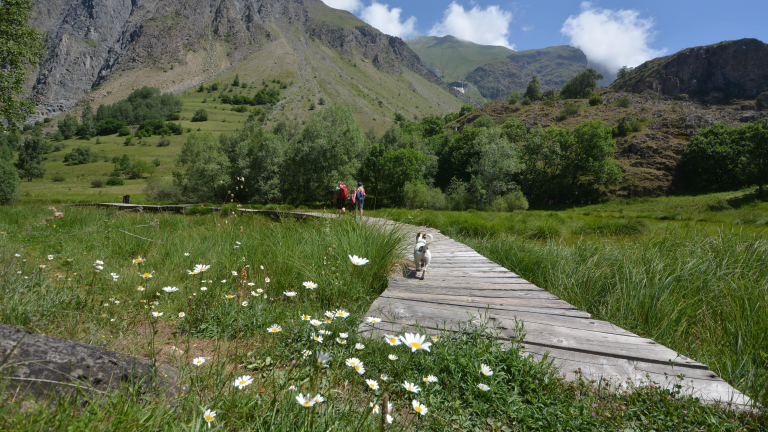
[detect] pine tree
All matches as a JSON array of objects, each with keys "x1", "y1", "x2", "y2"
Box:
[
  {"x1": 524, "y1": 75, "x2": 542, "y2": 101},
  {"x1": 233, "y1": 74, "x2": 240, "y2": 87}
]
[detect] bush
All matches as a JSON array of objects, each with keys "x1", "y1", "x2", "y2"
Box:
[
  {"x1": 402, "y1": 181, "x2": 447, "y2": 210},
  {"x1": 105, "y1": 176, "x2": 124, "y2": 186},
  {"x1": 50, "y1": 142, "x2": 65, "y2": 152},
  {"x1": 126, "y1": 160, "x2": 155, "y2": 179},
  {"x1": 156, "y1": 137, "x2": 171, "y2": 147},
  {"x1": 560, "y1": 68, "x2": 604, "y2": 99},
  {"x1": 506, "y1": 91, "x2": 520, "y2": 105},
  {"x1": 589, "y1": 93, "x2": 603, "y2": 106},
  {"x1": 556, "y1": 103, "x2": 580, "y2": 121},
  {"x1": 123, "y1": 136, "x2": 134, "y2": 146},
  {"x1": 521, "y1": 97, "x2": 532, "y2": 106},
  {"x1": 191, "y1": 109, "x2": 209, "y2": 122},
  {"x1": 151, "y1": 158, "x2": 161, "y2": 167},
  {"x1": 0, "y1": 159, "x2": 21, "y2": 204},
  {"x1": 51, "y1": 174, "x2": 65, "y2": 182},
  {"x1": 143, "y1": 177, "x2": 183, "y2": 202},
  {"x1": 502, "y1": 190, "x2": 529, "y2": 211},
  {"x1": 616, "y1": 97, "x2": 632, "y2": 108},
  {"x1": 95, "y1": 118, "x2": 127, "y2": 136},
  {"x1": 63, "y1": 146, "x2": 95, "y2": 165},
  {"x1": 90, "y1": 179, "x2": 104, "y2": 188}
]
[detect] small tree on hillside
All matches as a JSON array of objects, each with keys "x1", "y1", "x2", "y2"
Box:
[
  {"x1": 524, "y1": 75, "x2": 542, "y2": 101},
  {"x1": 506, "y1": 91, "x2": 521, "y2": 105},
  {"x1": 191, "y1": 109, "x2": 209, "y2": 122},
  {"x1": 15, "y1": 135, "x2": 47, "y2": 181},
  {"x1": 560, "y1": 68, "x2": 604, "y2": 99},
  {"x1": 616, "y1": 66, "x2": 634, "y2": 80},
  {"x1": 57, "y1": 114, "x2": 79, "y2": 139},
  {"x1": 233, "y1": 74, "x2": 240, "y2": 87},
  {"x1": 0, "y1": 157, "x2": 20, "y2": 204}
]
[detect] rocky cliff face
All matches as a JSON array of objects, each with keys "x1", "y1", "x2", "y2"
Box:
[
  {"x1": 465, "y1": 46, "x2": 588, "y2": 100},
  {"x1": 610, "y1": 38, "x2": 768, "y2": 101},
  {"x1": 27, "y1": 0, "x2": 459, "y2": 120}
]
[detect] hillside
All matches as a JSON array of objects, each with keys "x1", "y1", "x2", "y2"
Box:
[
  {"x1": 26, "y1": 0, "x2": 465, "y2": 131},
  {"x1": 465, "y1": 46, "x2": 589, "y2": 100},
  {"x1": 610, "y1": 38, "x2": 768, "y2": 102},
  {"x1": 407, "y1": 36, "x2": 514, "y2": 83},
  {"x1": 448, "y1": 91, "x2": 768, "y2": 198}
]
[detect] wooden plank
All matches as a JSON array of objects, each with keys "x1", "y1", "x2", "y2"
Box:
[
  {"x1": 381, "y1": 291, "x2": 578, "y2": 310},
  {"x1": 385, "y1": 287, "x2": 562, "y2": 299},
  {"x1": 389, "y1": 280, "x2": 539, "y2": 288}
]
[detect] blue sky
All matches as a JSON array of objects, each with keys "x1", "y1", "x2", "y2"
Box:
[{"x1": 321, "y1": 0, "x2": 768, "y2": 73}]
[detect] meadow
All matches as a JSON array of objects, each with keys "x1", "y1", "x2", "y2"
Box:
[
  {"x1": 369, "y1": 187, "x2": 768, "y2": 409},
  {"x1": 0, "y1": 205, "x2": 763, "y2": 431}
]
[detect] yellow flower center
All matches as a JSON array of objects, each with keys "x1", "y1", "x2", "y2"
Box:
[
  {"x1": 303, "y1": 401, "x2": 310, "y2": 406},
  {"x1": 410, "y1": 342, "x2": 421, "y2": 348},
  {"x1": 388, "y1": 338, "x2": 396, "y2": 343},
  {"x1": 415, "y1": 406, "x2": 423, "y2": 413},
  {"x1": 205, "y1": 415, "x2": 213, "y2": 422}
]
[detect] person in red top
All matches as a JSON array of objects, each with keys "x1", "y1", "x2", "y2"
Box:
[
  {"x1": 335, "y1": 181, "x2": 348, "y2": 217},
  {"x1": 353, "y1": 182, "x2": 366, "y2": 217}
]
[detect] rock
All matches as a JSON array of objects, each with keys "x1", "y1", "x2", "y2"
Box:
[{"x1": 0, "y1": 324, "x2": 186, "y2": 400}]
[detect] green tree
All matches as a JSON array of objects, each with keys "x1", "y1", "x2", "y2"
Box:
[
  {"x1": 191, "y1": 109, "x2": 209, "y2": 122},
  {"x1": 175, "y1": 132, "x2": 230, "y2": 202},
  {"x1": 524, "y1": 75, "x2": 542, "y2": 101},
  {"x1": 0, "y1": 157, "x2": 21, "y2": 204},
  {"x1": 680, "y1": 123, "x2": 745, "y2": 190},
  {"x1": 459, "y1": 104, "x2": 475, "y2": 117},
  {"x1": 740, "y1": 119, "x2": 768, "y2": 195},
  {"x1": 0, "y1": 0, "x2": 46, "y2": 132},
  {"x1": 233, "y1": 74, "x2": 240, "y2": 87},
  {"x1": 57, "y1": 114, "x2": 79, "y2": 139},
  {"x1": 77, "y1": 104, "x2": 95, "y2": 138},
  {"x1": 616, "y1": 66, "x2": 634, "y2": 80},
  {"x1": 360, "y1": 146, "x2": 430, "y2": 207},
  {"x1": 15, "y1": 135, "x2": 47, "y2": 181},
  {"x1": 560, "y1": 68, "x2": 604, "y2": 99},
  {"x1": 283, "y1": 105, "x2": 365, "y2": 204},
  {"x1": 506, "y1": 91, "x2": 521, "y2": 105},
  {"x1": 63, "y1": 146, "x2": 94, "y2": 165},
  {"x1": 468, "y1": 127, "x2": 524, "y2": 208}
]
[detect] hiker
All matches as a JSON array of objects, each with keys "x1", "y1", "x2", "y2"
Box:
[
  {"x1": 335, "y1": 181, "x2": 348, "y2": 216},
  {"x1": 353, "y1": 182, "x2": 366, "y2": 217}
]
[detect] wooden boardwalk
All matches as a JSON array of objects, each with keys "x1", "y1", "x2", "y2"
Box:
[{"x1": 68, "y1": 204, "x2": 751, "y2": 407}]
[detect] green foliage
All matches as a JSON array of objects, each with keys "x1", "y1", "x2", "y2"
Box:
[
  {"x1": 95, "y1": 118, "x2": 128, "y2": 136},
  {"x1": 458, "y1": 104, "x2": 475, "y2": 117},
  {"x1": 233, "y1": 73, "x2": 240, "y2": 87},
  {"x1": 90, "y1": 178, "x2": 104, "y2": 188},
  {"x1": 93, "y1": 87, "x2": 182, "y2": 126},
  {"x1": 15, "y1": 135, "x2": 47, "y2": 181},
  {"x1": 57, "y1": 114, "x2": 79, "y2": 140},
  {"x1": 175, "y1": 132, "x2": 230, "y2": 202},
  {"x1": 616, "y1": 96, "x2": 632, "y2": 108},
  {"x1": 589, "y1": 93, "x2": 603, "y2": 106},
  {"x1": 125, "y1": 159, "x2": 155, "y2": 179},
  {"x1": 0, "y1": 157, "x2": 21, "y2": 204},
  {"x1": 490, "y1": 190, "x2": 529, "y2": 212},
  {"x1": 402, "y1": 181, "x2": 447, "y2": 209},
  {"x1": 616, "y1": 66, "x2": 634, "y2": 80},
  {"x1": 63, "y1": 146, "x2": 95, "y2": 165},
  {"x1": 612, "y1": 115, "x2": 646, "y2": 138},
  {"x1": 524, "y1": 74, "x2": 542, "y2": 101},
  {"x1": 191, "y1": 109, "x2": 209, "y2": 122},
  {"x1": 77, "y1": 105, "x2": 95, "y2": 139},
  {"x1": 506, "y1": 90, "x2": 520, "y2": 105},
  {"x1": 559, "y1": 68, "x2": 604, "y2": 99},
  {"x1": 360, "y1": 146, "x2": 430, "y2": 207},
  {"x1": 556, "y1": 102, "x2": 580, "y2": 121},
  {"x1": 284, "y1": 105, "x2": 365, "y2": 204},
  {"x1": 521, "y1": 96, "x2": 532, "y2": 106},
  {"x1": 0, "y1": 0, "x2": 46, "y2": 132},
  {"x1": 117, "y1": 126, "x2": 131, "y2": 136},
  {"x1": 105, "y1": 176, "x2": 124, "y2": 186}
]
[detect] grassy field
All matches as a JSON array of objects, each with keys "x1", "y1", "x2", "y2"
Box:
[
  {"x1": 0, "y1": 205, "x2": 763, "y2": 430},
  {"x1": 368, "y1": 188, "x2": 768, "y2": 408}
]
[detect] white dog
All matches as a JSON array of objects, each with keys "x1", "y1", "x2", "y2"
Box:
[{"x1": 413, "y1": 233, "x2": 433, "y2": 280}]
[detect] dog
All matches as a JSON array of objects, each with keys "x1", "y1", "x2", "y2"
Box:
[{"x1": 413, "y1": 233, "x2": 433, "y2": 280}]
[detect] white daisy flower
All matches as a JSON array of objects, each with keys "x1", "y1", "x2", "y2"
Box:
[
  {"x1": 203, "y1": 409, "x2": 215, "y2": 427},
  {"x1": 233, "y1": 375, "x2": 253, "y2": 389},
  {"x1": 317, "y1": 351, "x2": 332, "y2": 367},
  {"x1": 193, "y1": 264, "x2": 210, "y2": 273},
  {"x1": 232, "y1": 271, "x2": 238, "y2": 276},
  {"x1": 380, "y1": 374, "x2": 389, "y2": 381},
  {"x1": 355, "y1": 343, "x2": 365, "y2": 350},
  {"x1": 477, "y1": 383, "x2": 491, "y2": 391},
  {"x1": 303, "y1": 281, "x2": 318, "y2": 289},
  {"x1": 132, "y1": 256, "x2": 144, "y2": 264},
  {"x1": 319, "y1": 330, "x2": 331, "y2": 335},
  {"x1": 225, "y1": 294, "x2": 235, "y2": 299},
  {"x1": 335, "y1": 310, "x2": 350, "y2": 318},
  {"x1": 296, "y1": 392, "x2": 316, "y2": 408},
  {"x1": 355, "y1": 364, "x2": 365, "y2": 375},
  {"x1": 339, "y1": 332, "x2": 348, "y2": 338},
  {"x1": 480, "y1": 364, "x2": 493, "y2": 377},
  {"x1": 265, "y1": 277, "x2": 270, "y2": 283},
  {"x1": 302, "y1": 350, "x2": 312, "y2": 358},
  {"x1": 301, "y1": 314, "x2": 311, "y2": 321},
  {"x1": 366, "y1": 317, "x2": 382, "y2": 324},
  {"x1": 312, "y1": 334, "x2": 324, "y2": 343},
  {"x1": 220, "y1": 280, "x2": 227, "y2": 283},
  {"x1": 348, "y1": 255, "x2": 369, "y2": 266},
  {"x1": 412, "y1": 400, "x2": 428, "y2": 416},
  {"x1": 386, "y1": 414, "x2": 393, "y2": 424},
  {"x1": 423, "y1": 375, "x2": 438, "y2": 383},
  {"x1": 289, "y1": 385, "x2": 297, "y2": 391},
  {"x1": 336, "y1": 338, "x2": 347, "y2": 344},
  {"x1": 324, "y1": 311, "x2": 335, "y2": 318},
  {"x1": 242, "y1": 301, "x2": 248, "y2": 307},
  {"x1": 179, "y1": 312, "x2": 186, "y2": 318},
  {"x1": 402, "y1": 381, "x2": 421, "y2": 393},
  {"x1": 284, "y1": 291, "x2": 297, "y2": 297},
  {"x1": 200, "y1": 287, "x2": 207, "y2": 291},
  {"x1": 47, "y1": 255, "x2": 54, "y2": 260},
  {"x1": 267, "y1": 324, "x2": 282, "y2": 333},
  {"x1": 192, "y1": 357, "x2": 206, "y2": 366},
  {"x1": 312, "y1": 394, "x2": 325, "y2": 404},
  {"x1": 388, "y1": 354, "x2": 398, "y2": 361},
  {"x1": 139, "y1": 271, "x2": 153, "y2": 279},
  {"x1": 400, "y1": 333, "x2": 432, "y2": 352},
  {"x1": 365, "y1": 379, "x2": 379, "y2": 390},
  {"x1": 345, "y1": 358, "x2": 362, "y2": 367},
  {"x1": 162, "y1": 286, "x2": 179, "y2": 293},
  {"x1": 152, "y1": 312, "x2": 163, "y2": 317},
  {"x1": 247, "y1": 282, "x2": 255, "y2": 286},
  {"x1": 309, "y1": 319, "x2": 323, "y2": 327},
  {"x1": 256, "y1": 288, "x2": 263, "y2": 294},
  {"x1": 184, "y1": 253, "x2": 190, "y2": 256},
  {"x1": 384, "y1": 335, "x2": 401, "y2": 346}
]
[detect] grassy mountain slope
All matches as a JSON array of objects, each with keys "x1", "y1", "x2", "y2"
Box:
[{"x1": 407, "y1": 36, "x2": 514, "y2": 83}]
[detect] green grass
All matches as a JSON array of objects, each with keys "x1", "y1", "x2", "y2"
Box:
[
  {"x1": 0, "y1": 205, "x2": 762, "y2": 430},
  {"x1": 407, "y1": 36, "x2": 514, "y2": 83}
]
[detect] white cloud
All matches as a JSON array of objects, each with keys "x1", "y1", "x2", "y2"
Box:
[
  {"x1": 561, "y1": 2, "x2": 667, "y2": 74},
  {"x1": 428, "y1": 2, "x2": 515, "y2": 49},
  {"x1": 360, "y1": 2, "x2": 417, "y2": 39},
  {"x1": 322, "y1": 0, "x2": 363, "y2": 13},
  {"x1": 521, "y1": 25, "x2": 535, "y2": 32}
]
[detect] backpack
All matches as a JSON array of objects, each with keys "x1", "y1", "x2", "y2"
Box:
[
  {"x1": 356, "y1": 188, "x2": 365, "y2": 202},
  {"x1": 338, "y1": 184, "x2": 348, "y2": 200}
]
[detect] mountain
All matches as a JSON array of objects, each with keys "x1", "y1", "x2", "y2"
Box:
[
  {"x1": 407, "y1": 36, "x2": 589, "y2": 101},
  {"x1": 26, "y1": 0, "x2": 465, "y2": 130},
  {"x1": 407, "y1": 36, "x2": 515, "y2": 83},
  {"x1": 610, "y1": 38, "x2": 768, "y2": 102}
]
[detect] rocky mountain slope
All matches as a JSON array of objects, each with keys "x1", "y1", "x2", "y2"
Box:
[
  {"x1": 447, "y1": 91, "x2": 767, "y2": 198},
  {"x1": 407, "y1": 36, "x2": 514, "y2": 83},
  {"x1": 26, "y1": 0, "x2": 465, "y2": 130},
  {"x1": 610, "y1": 38, "x2": 768, "y2": 102}
]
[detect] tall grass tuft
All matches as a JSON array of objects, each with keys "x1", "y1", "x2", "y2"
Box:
[{"x1": 463, "y1": 227, "x2": 768, "y2": 406}]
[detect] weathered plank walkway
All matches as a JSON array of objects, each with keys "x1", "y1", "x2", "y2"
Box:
[{"x1": 67, "y1": 203, "x2": 751, "y2": 407}]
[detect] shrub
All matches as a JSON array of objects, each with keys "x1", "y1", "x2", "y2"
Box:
[
  {"x1": 0, "y1": 159, "x2": 21, "y2": 204},
  {"x1": 117, "y1": 126, "x2": 131, "y2": 136},
  {"x1": 506, "y1": 91, "x2": 520, "y2": 105},
  {"x1": 144, "y1": 177, "x2": 183, "y2": 202},
  {"x1": 151, "y1": 158, "x2": 161, "y2": 167},
  {"x1": 318, "y1": 97, "x2": 326, "y2": 105},
  {"x1": 168, "y1": 112, "x2": 180, "y2": 121},
  {"x1": 616, "y1": 96, "x2": 632, "y2": 108},
  {"x1": 105, "y1": 176, "x2": 124, "y2": 186},
  {"x1": 126, "y1": 159, "x2": 155, "y2": 179},
  {"x1": 156, "y1": 137, "x2": 170, "y2": 147},
  {"x1": 560, "y1": 68, "x2": 604, "y2": 99},
  {"x1": 123, "y1": 136, "x2": 134, "y2": 146},
  {"x1": 402, "y1": 181, "x2": 447, "y2": 210},
  {"x1": 502, "y1": 190, "x2": 529, "y2": 211},
  {"x1": 556, "y1": 103, "x2": 580, "y2": 121},
  {"x1": 521, "y1": 97, "x2": 532, "y2": 106},
  {"x1": 589, "y1": 93, "x2": 603, "y2": 106},
  {"x1": 90, "y1": 179, "x2": 104, "y2": 188},
  {"x1": 63, "y1": 146, "x2": 95, "y2": 165},
  {"x1": 524, "y1": 75, "x2": 542, "y2": 101},
  {"x1": 191, "y1": 109, "x2": 209, "y2": 122},
  {"x1": 50, "y1": 142, "x2": 65, "y2": 152},
  {"x1": 51, "y1": 174, "x2": 65, "y2": 182}
]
